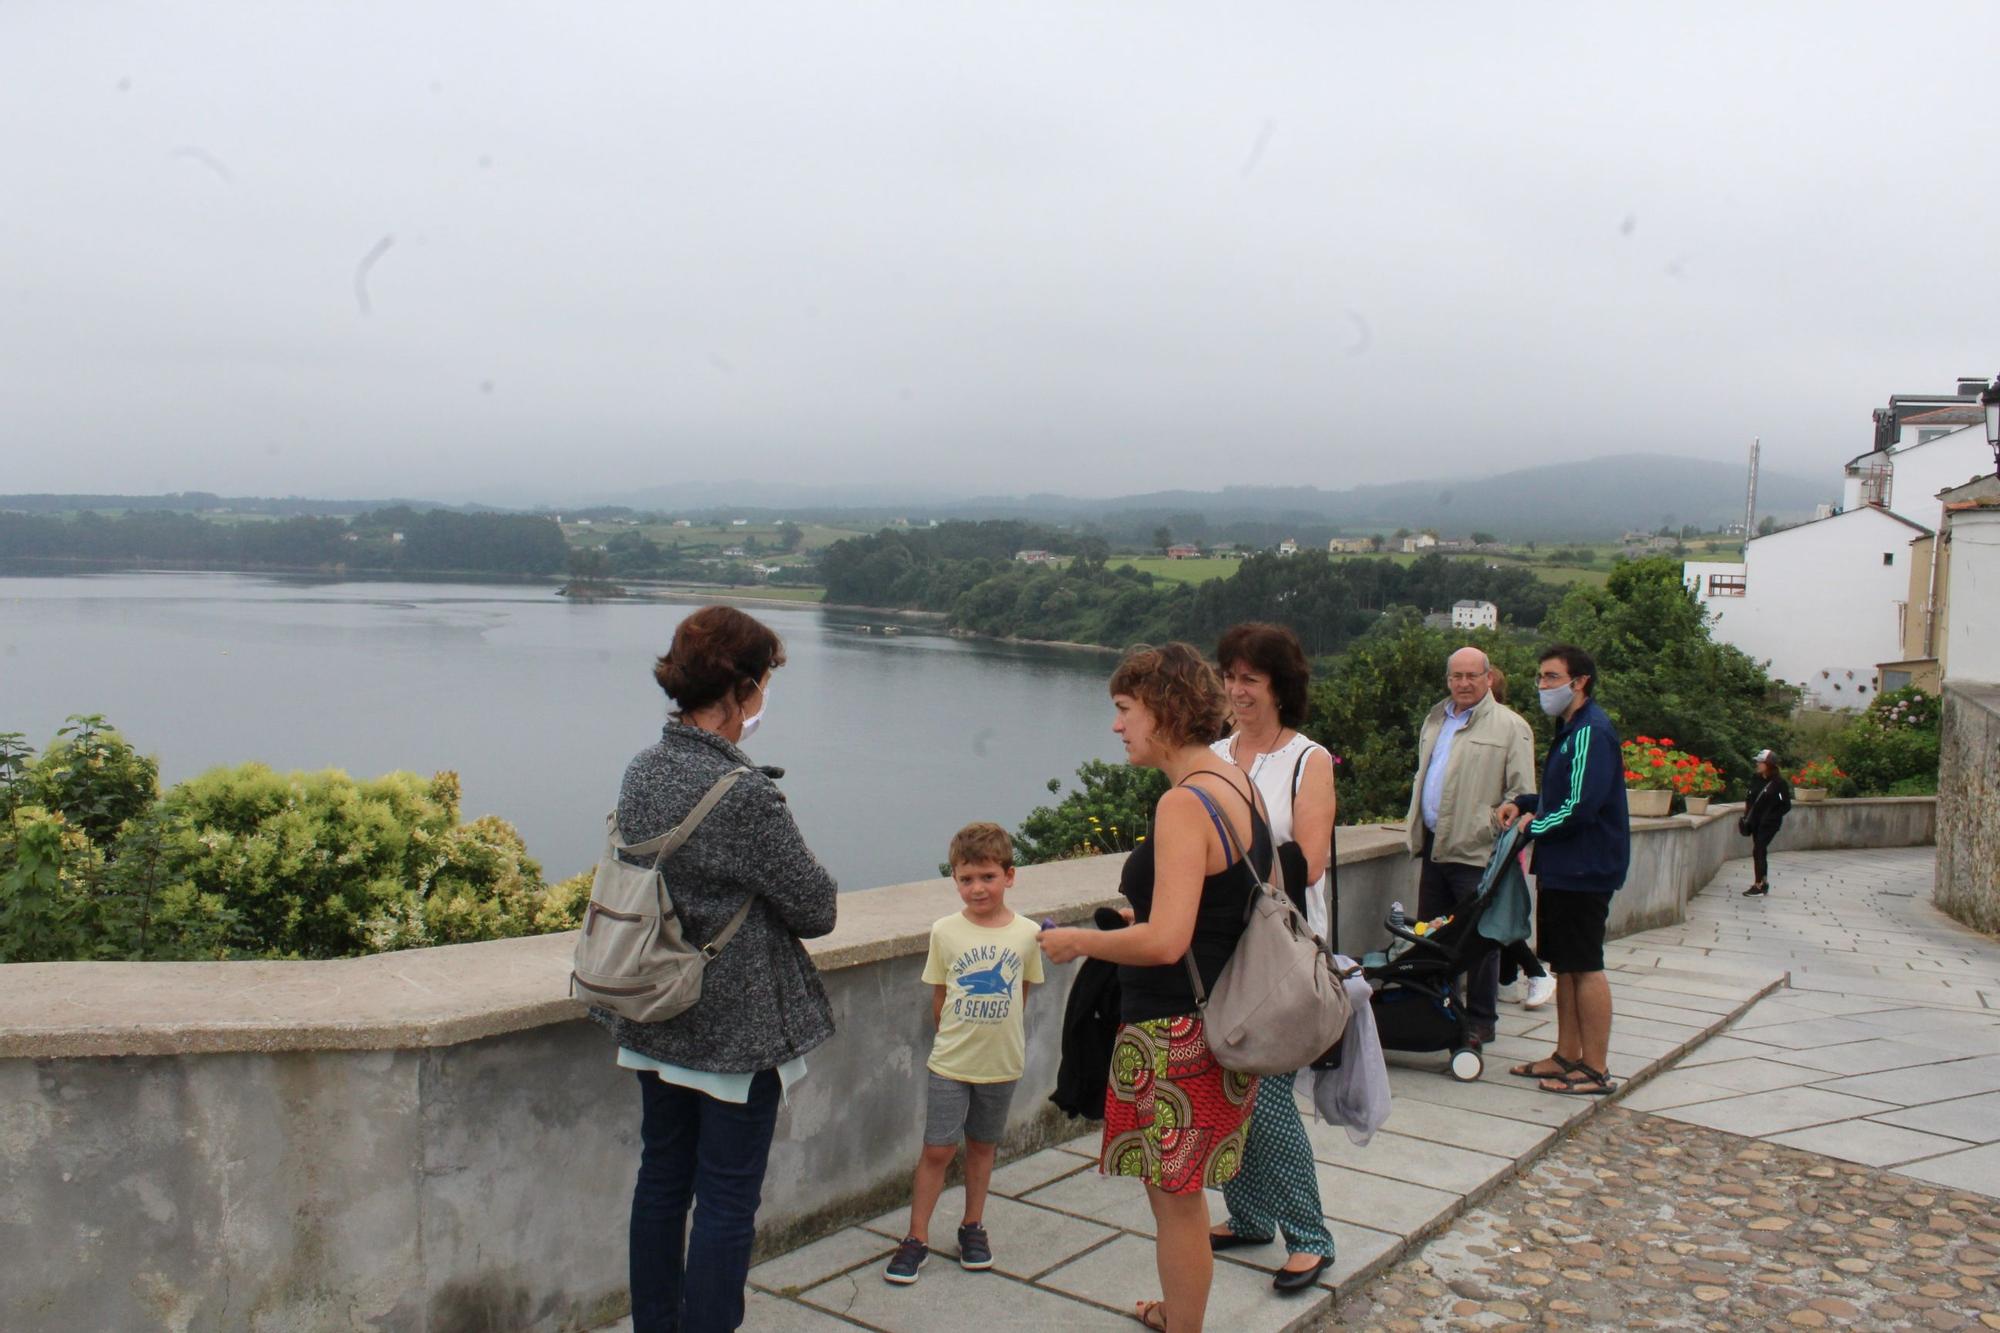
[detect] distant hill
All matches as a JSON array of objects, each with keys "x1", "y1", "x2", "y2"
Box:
[
  {"x1": 607, "y1": 454, "x2": 1828, "y2": 541},
  {"x1": 0, "y1": 492, "x2": 484, "y2": 518}
]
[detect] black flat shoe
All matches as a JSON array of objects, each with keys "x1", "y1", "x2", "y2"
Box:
[
  {"x1": 1272, "y1": 1255, "x2": 1334, "y2": 1293},
  {"x1": 1742, "y1": 883, "x2": 1768, "y2": 896},
  {"x1": 1208, "y1": 1227, "x2": 1272, "y2": 1252}
]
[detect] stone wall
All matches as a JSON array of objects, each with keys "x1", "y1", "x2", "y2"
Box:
[
  {"x1": 0, "y1": 800, "x2": 1933, "y2": 1332},
  {"x1": 1937, "y1": 683, "x2": 2000, "y2": 933}
]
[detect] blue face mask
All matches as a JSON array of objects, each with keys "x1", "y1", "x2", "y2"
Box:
[{"x1": 1538, "y1": 683, "x2": 1574, "y2": 717}]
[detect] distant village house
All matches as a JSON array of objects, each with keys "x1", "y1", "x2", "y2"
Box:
[{"x1": 1450, "y1": 599, "x2": 1499, "y2": 630}]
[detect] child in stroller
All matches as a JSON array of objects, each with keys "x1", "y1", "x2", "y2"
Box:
[{"x1": 1360, "y1": 822, "x2": 1531, "y2": 1081}]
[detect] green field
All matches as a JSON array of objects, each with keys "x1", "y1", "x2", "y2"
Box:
[{"x1": 1117, "y1": 555, "x2": 1242, "y2": 585}]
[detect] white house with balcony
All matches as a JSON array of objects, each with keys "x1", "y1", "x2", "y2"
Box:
[
  {"x1": 1450, "y1": 599, "x2": 1498, "y2": 630},
  {"x1": 1688, "y1": 504, "x2": 1930, "y2": 708}
]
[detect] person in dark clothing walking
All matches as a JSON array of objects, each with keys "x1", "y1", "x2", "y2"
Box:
[{"x1": 1741, "y1": 748, "x2": 1792, "y2": 897}]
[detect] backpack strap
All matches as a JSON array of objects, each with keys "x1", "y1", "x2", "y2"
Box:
[
  {"x1": 1175, "y1": 778, "x2": 1278, "y2": 1009},
  {"x1": 620, "y1": 767, "x2": 751, "y2": 867},
  {"x1": 617, "y1": 767, "x2": 759, "y2": 959}
]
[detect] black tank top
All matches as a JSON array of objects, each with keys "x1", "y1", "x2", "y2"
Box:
[{"x1": 1117, "y1": 776, "x2": 1273, "y2": 1024}]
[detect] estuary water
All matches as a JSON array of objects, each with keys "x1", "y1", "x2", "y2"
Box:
[{"x1": 0, "y1": 572, "x2": 1126, "y2": 889}]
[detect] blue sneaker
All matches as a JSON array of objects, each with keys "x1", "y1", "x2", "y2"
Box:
[
  {"x1": 883, "y1": 1235, "x2": 928, "y2": 1285},
  {"x1": 957, "y1": 1222, "x2": 994, "y2": 1271}
]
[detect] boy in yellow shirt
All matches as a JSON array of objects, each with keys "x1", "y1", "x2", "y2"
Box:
[{"x1": 883, "y1": 822, "x2": 1044, "y2": 1285}]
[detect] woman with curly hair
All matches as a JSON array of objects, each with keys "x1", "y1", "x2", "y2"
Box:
[{"x1": 1040, "y1": 642, "x2": 1271, "y2": 1333}]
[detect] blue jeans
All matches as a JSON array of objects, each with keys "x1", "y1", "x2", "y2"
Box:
[{"x1": 630, "y1": 1068, "x2": 782, "y2": 1333}]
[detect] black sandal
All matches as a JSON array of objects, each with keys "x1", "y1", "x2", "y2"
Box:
[
  {"x1": 1509, "y1": 1055, "x2": 1579, "y2": 1080},
  {"x1": 1539, "y1": 1063, "x2": 1616, "y2": 1095}
]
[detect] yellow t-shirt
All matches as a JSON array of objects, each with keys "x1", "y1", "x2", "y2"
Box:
[{"x1": 922, "y1": 911, "x2": 1046, "y2": 1084}]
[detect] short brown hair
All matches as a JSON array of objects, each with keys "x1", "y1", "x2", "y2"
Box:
[
  {"x1": 1487, "y1": 664, "x2": 1509, "y2": 704},
  {"x1": 948, "y1": 822, "x2": 1014, "y2": 871},
  {"x1": 1215, "y1": 622, "x2": 1311, "y2": 727},
  {"x1": 653, "y1": 605, "x2": 787, "y2": 715},
  {"x1": 1108, "y1": 642, "x2": 1229, "y2": 750}
]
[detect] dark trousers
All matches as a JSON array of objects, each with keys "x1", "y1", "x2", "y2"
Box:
[
  {"x1": 1496, "y1": 940, "x2": 1548, "y2": 987},
  {"x1": 630, "y1": 1068, "x2": 783, "y2": 1333},
  {"x1": 1752, "y1": 831, "x2": 1774, "y2": 884},
  {"x1": 1418, "y1": 832, "x2": 1498, "y2": 1032}
]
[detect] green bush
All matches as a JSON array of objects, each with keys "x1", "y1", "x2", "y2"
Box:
[
  {"x1": 1013, "y1": 760, "x2": 1168, "y2": 866},
  {"x1": 1830, "y1": 686, "x2": 1941, "y2": 796},
  {"x1": 0, "y1": 717, "x2": 581, "y2": 961},
  {"x1": 21, "y1": 715, "x2": 158, "y2": 845}
]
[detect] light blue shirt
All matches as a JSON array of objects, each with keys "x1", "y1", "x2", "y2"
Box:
[
  {"x1": 617, "y1": 1047, "x2": 809, "y2": 1104},
  {"x1": 1420, "y1": 702, "x2": 1474, "y2": 832}
]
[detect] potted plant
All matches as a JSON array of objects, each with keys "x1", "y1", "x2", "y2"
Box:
[
  {"x1": 1670, "y1": 751, "x2": 1724, "y2": 815},
  {"x1": 1621, "y1": 736, "x2": 1683, "y2": 818},
  {"x1": 1790, "y1": 757, "x2": 1843, "y2": 802}
]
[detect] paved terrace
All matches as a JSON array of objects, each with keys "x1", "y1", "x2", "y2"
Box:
[{"x1": 604, "y1": 845, "x2": 1996, "y2": 1332}]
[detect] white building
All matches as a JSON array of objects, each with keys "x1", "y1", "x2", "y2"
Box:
[
  {"x1": 1688, "y1": 505, "x2": 1929, "y2": 708},
  {"x1": 1401, "y1": 533, "x2": 1438, "y2": 554},
  {"x1": 1944, "y1": 505, "x2": 2000, "y2": 684},
  {"x1": 1450, "y1": 599, "x2": 1498, "y2": 630},
  {"x1": 1842, "y1": 416, "x2": 1991, "y2": 533},
  {"x1": 1277, "y1": 538, "x2": 1299, "y2": 557}
]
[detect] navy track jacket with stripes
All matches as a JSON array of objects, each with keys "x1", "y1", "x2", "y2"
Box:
[{"x1": 1515, "y1": 698, "x2": 1630, "y2": 894}]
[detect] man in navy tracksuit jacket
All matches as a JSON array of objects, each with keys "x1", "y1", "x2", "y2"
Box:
[{"x1": 1498, "y1": 644, "x2": 1629, "y2": 1096}]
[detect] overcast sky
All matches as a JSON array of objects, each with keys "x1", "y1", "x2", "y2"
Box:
[{"x1": 3, "y1": 2, "x2": 1994, "y2": 505}]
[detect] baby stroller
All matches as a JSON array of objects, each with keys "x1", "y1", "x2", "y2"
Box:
[{"x1": 1359, "y1": 822, "x2": 1532, "y2": 1081}]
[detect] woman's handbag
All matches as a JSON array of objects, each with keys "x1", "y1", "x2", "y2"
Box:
[{"x1": 1181, "y1": 788, "x2": 1356, "y2": 1076}]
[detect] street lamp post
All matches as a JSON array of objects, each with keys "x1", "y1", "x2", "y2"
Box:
[{"x1": 1984, "y1": 372, "x2": 2000, "y2": 478}]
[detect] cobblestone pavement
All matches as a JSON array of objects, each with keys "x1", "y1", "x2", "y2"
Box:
[{"x1": 1327, "y1": 1107, "x2": 2000, "y2": 1333}]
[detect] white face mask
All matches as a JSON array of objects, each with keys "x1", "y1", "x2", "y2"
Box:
[
  {"x1": 1538, "y1": 683, "x2": 1574, "y2": 717},
  {"x1": 739, "y1": 680, "x2": 771, "y2": 739}
]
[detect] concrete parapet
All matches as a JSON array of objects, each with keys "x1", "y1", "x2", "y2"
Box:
[
  {"x1": 0, "y1": 799, "x2": 1934, "y2": 1331},
  {"x1": 1937, "y1": 682, "x2": 2000, "y2": 933}
]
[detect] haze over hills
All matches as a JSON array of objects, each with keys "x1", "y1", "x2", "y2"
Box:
[
  {"x1": 4, "y1": 454, "x2": 1829, "y2": 543},
  {"x1": 610, "y1": 454, "x2": 1829, "y2": 540}
]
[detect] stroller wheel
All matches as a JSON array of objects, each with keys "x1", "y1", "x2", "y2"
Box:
[{"x1": 1449, "y1": 1048, "x2": 1484, "y2": 1082}]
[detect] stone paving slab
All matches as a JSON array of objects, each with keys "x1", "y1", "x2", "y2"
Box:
[{"x1": 1629, "y1": 847, "x2": 2000, "y2": 1201}]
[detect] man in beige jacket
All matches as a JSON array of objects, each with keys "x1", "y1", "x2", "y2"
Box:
[{"x1": 1404, "y1": 646, "x2": 1538, "y2": 1043}]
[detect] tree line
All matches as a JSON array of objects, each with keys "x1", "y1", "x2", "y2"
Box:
[
  {"x1": 0, "y1": 506, "x2": 569, "y2": 576},
  {"x1": 820, "y1": 521, "x2": 1561, "y2": 654}
]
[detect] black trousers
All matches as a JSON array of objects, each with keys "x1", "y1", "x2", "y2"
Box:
[
  {"x1": 1418, "y1": 832, "x2": 1498, "y2": 1031},
  {"x1": 1752, "y1": 831, "x2": 1774, "y2": 884},
  {"x1": 1497, "y1": 939, "x2": 1548, "y2": 986}
]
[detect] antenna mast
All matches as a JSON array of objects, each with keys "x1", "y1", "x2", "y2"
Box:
[{"x1": 1743, "y1": 437, "x2": 1760, "y2": 541}]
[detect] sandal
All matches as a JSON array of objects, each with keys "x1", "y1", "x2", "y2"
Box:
[
  {"x1": 1509, "y1": 1055, "x2": 1578, "y2": 1080},
  {"x1": 1135, "y1": 1299, "x2": 1169, "y2": 1330},
  {"x1": 1538, "y1": 1063, "x2": 1616, "y2": 1095}
]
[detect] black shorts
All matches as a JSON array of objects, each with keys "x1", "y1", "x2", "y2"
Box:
[{"x1": 1536, "y1": 890, "x2": 1611, "y2": 974}]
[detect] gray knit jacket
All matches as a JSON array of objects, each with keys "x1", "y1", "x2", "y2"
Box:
[{"x1": 588, "y1": 720, "x2": 839, "y2": 1072}]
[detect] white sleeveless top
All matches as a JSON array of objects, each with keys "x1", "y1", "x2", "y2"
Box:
[{"x1": 1210, "y1": 730, "x2": 1332, "y2": 938}]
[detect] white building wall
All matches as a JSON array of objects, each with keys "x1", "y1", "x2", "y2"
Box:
[
  {"x1": 1888, "y1": 426, "x2": 1992, "y2": 533},
  {"x1": 1944, "y1": 509, "x2": 2000, "y2": 685},
  {"x1": 1696, "y1": 508, "x2": 1920, "y2": 709}
]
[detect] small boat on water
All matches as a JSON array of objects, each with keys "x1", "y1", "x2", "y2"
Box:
[
  {"x1": 881, "y1": 625, "x2": 901, "y2": 636},
  {"x1": 854, "y1": 624, "x2": 873, "y2": 634}
]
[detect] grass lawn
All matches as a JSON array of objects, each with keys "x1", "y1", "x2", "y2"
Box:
[{"x1": 1117, "y1": 555, "x2": 1241, "y2": 585}]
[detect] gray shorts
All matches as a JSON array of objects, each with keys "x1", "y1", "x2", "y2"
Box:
[{"x1": 924, "y1": 1070, "x2": 1017, "y2": 1147}]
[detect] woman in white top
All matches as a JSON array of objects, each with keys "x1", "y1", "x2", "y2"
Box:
[{"x1": 1204, "y1": 622, "x2": 1338, "y2": 1293}]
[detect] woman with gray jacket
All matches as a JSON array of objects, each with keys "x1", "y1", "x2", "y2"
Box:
[{"x1": 591, "y1": 605, "x2": 838, "y2": 1333}]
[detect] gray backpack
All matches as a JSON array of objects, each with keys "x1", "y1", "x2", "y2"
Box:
[
  {"x1": 569, "y1": 767, "x2": 754, "y2": 1023},
  {"x1": 1182, "y1": 784, "x2": 1356, "y2": 1076}
]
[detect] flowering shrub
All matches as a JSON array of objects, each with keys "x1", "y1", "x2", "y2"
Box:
[
  {"x1": 1621, "y1": 736, "x2": 1690, "y2": 791},
  {"x1": 1790, "y1": 757, "x2": 1845, "y2": 789},
  {"x1": 1013, "y1": 760, "x2": 1168, "y2": 866},
  {"x1": 1829, "y1": 686, "x2": 1940, "y2": 795},
  {"x1": 0, "y1": 717, "x2": 578, "y2": 961}
]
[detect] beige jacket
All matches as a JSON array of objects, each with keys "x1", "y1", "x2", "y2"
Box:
[{"x1": 1403, "y1": 692, "x2": 1538, "y2": 867}]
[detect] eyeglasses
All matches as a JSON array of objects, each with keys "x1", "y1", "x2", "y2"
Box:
[
  {"x1": 1446, "y1": 671, "x2": 1488, "y2": 683},
  {"x1": 1535, "y1": 672, "x2": 1571, "y2": 686}
]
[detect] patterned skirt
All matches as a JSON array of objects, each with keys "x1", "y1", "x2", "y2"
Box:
[{"x1": 1100, "y1": 1014, "x2": 1259, "y2": 1194}]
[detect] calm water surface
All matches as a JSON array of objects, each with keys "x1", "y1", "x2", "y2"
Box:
[{"x1": 0, "y1": 572, "x2": 1126, "y2": 888}]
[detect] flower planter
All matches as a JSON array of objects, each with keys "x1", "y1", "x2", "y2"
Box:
[
  {"x1": 1627, "y1": 788, "x2": 1673, "y2": 818},
  {"x1": 1795, "y1": 787, "x2": 1828, "y2": 803},
  {"x1": 1682, "y1": 796, "x2": 1711, "y2": 816}
]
